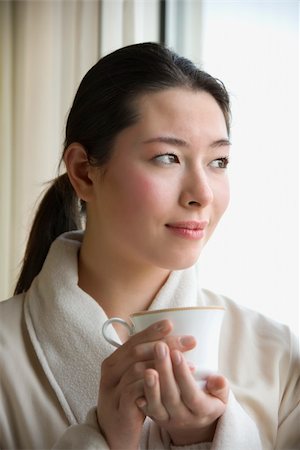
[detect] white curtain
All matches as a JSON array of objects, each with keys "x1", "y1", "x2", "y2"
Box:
[
  {"x1": 0, "y1": 0, "x2": 160, "y2": 300},
  {"x1": 101, "y1": 0, "x2": 159, "y2": 56}
]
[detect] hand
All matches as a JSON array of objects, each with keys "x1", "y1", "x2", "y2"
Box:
[
  {"x1": 137, "y1": 341, "x2": 229, "y2": 446},
  {"x1": 97, "y1": 320, "x2": 196, "y2": 449}
]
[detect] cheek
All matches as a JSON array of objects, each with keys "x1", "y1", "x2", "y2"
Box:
[{"x1": 117, "y1": 171, "x2": 168, "y2": 216}]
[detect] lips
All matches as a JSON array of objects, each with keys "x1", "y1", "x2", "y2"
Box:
[
  {"x1": 166, "y1": 220, "x2": 208, "y2": 230},
  {"x1": 165, "y1": 220, "x2": 208, "y2": 240}
]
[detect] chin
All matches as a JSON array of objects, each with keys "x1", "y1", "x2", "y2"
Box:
[
  {"x1": 159, "y1": 250, "x2": 202, "y2": 271},
  {"x1": 169, "y1": 260, "x2": 199, "y2": 271}
]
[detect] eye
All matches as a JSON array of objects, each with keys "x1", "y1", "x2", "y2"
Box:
[
  {"x1": 209, "y1": 157, "x2": 229, "y2": 169},
  {"x1": 154, "y1": 153, "x2": 179, "y2": 165}
]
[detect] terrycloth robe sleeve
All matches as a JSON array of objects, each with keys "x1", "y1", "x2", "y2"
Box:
[
  {"x1": 274, "y1": 331, "x2": 300, "y2": 450},
  {"x1": 53, "y1": 391, "x2": 262, "y2": 450},
  {"x1": 53, "y1": 408, "x2": 109, "y2": 449}
]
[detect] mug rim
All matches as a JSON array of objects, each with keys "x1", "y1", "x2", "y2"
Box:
[{"x1": 131, "y1": 305, "x2": 225, "y2": 317}]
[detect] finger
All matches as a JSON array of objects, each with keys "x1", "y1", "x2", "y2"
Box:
[
  {"x1": 170, "y1": 349, "x2": 203, "y2": 411},
  {"x1": 111, "y1": 320, "x2": 173, "y2": 360},
  {"x1": 118, "y1": 360, "x2": 154, "y2": 387},
  {"x1": 129, "y1": 335, "x2": 196, "y2": 364},
  {"x1": 154, "y1": 342, "x2": 181, "y2": 413},
  {"x1": 142, "y1": 369, "x2": 169, "y2": 422},
  {"x1": 164, "y1": 335, "x2": 196, "y2": 353},
  {"x1": 127, "y1": 320, "x2": 173, "y2": 346},
  {"x1": 102, "y1": 324, "x2": 196, "y2": 388},
  {"x1": 170, "y1": 351, "x2": 228, "y2": 422},
  {"x1": 101, "y1": 320, "x2": 173, "y2": 386},
  {"x1": 128, "y1": 334, "x2": 196, "y2": 363},
  {"x1": 206, "y1": 375, "x2": 229, "y2": 404},
  {"x1": 99, "y1": 374, "x2": 145, "y2": 413},
  {"x1": 118, "y1": 378, "x2": 145, "y2": 413}
]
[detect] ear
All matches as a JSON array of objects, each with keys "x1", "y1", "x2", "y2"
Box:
[{"x1": 63, "y1": 143, "x2": 95, "y2": 202}]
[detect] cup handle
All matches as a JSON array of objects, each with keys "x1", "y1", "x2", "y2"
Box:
[{"x1": 102, "y1": 318, "x2": 134, "y2": 348}]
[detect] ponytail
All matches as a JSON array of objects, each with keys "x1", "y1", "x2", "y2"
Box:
[{"x1": 14, "y1": 174, "x2": 83, "y2": 295}]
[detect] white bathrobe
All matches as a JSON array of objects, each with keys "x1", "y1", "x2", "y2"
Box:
[{"x1": 0, "y1": 232, "x2": 299, "y2": 449}]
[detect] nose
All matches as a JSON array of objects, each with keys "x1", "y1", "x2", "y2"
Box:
[{"x1": 179, "y1": 169, "x2": 214, "y2": 208}]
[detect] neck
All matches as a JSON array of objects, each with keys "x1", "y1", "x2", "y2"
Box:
[{"x1": 78, "y1": 234, "x2": 170, "y2": 319}]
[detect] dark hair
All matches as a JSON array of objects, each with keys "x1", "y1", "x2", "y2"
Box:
[{"x1": 14, "y1": 42, "x2": 231, "y2": 294}]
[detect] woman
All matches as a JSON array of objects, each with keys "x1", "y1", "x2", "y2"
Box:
[{"x1": 0, "y1": 43, "x2": 299, "y2": 450}]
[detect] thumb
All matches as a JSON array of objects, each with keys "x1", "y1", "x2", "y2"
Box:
[{"x1": 206, "y1": 374, "x2": 229, "y2": 404}]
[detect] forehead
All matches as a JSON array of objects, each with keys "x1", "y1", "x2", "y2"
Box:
[{"x1": 134, "y1": 88, "x2": 228, "y2": 141}]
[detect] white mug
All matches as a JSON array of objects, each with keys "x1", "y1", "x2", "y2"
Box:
[{"x1": 102, "y1": 306, "x2": 225, "y2": 383}]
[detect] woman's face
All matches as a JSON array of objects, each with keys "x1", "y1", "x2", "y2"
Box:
[{"x1": 87, "y1": 88, "x2": 230, "y2": 271}]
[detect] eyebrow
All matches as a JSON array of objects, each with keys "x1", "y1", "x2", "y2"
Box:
[
  {"x1": 209, "y1": 138, "x2": 232, "y2": 148},
  {"x1": 142, "y1": 136, "x2": 231, "y2": 148}
]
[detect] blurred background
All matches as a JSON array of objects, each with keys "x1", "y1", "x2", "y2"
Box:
[{"x1": 0, "y1": 0, "x2": 298, "y2": 336}]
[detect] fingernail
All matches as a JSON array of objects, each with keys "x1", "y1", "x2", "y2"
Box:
[
  {"x1": 145, "y1": 373, "x2": 156, "y2": 387},
  {"x1": 156, "y1": 342, "x2": 167, "y2": 360},
  {"x1": 179, "y1": 336, "x2": 195, "y2": 347}
]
